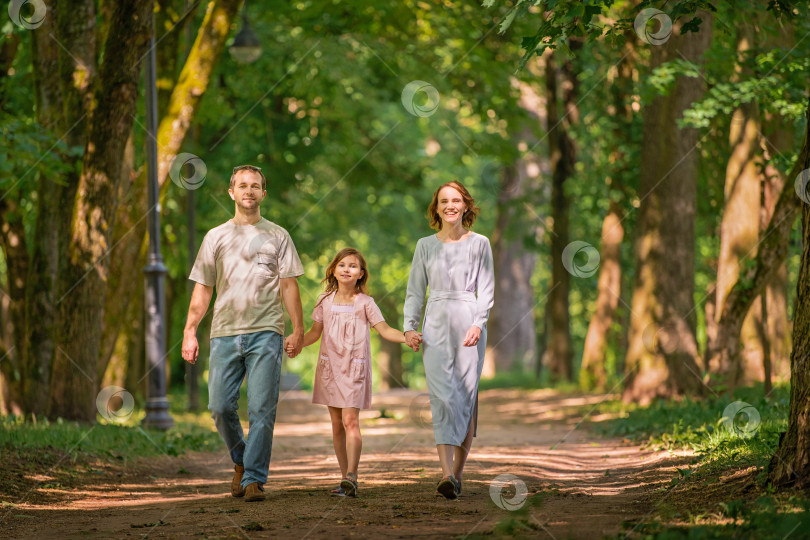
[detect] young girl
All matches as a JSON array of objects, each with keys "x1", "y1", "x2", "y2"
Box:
[{"x1": 290, "y1": 248, "x2": 415, "y2": 497}]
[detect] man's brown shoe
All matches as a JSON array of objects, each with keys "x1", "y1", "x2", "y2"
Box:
[
  {"x1": 232, "y1": 465, "x2": 245, "y2": 497},
  {"x1": 244, "y1": 482, "x2": 265, "y2": 502}
]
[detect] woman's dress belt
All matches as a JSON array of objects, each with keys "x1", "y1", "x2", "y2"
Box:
[{"x1": 427, "y1": 291, "x2": 476, "y2": 303}]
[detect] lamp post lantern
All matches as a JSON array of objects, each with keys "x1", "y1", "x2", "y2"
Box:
[{"x1": 229, "y1": 7, "x2": 262, "y2": 64}]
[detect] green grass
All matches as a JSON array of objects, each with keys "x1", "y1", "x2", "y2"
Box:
[
  {"x1": 0, "y1": 384, "x2": 223, "y2": 460},
  {"x1": 589, "y1": 384, "x2": 789, "y2": 476},
  {"x1": 478, "y1": 370, "x2": 581, "y2": 392},
  {"x1": 622, "y1": 495, "x2": 810, "y2": 539},
  {"x1": 0, "y1": 412, "x2": 222, "y2": 460},
  {"x1": 582, "y1": 383, "x2": 810, "y2": 539}
]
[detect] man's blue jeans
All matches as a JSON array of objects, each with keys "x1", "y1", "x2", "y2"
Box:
[{"x1": 208, "y1": 331, "x2": 283, "y2": 488}]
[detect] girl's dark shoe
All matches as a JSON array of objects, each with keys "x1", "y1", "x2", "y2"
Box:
[
  {"x1": 340, "y1": 472, "x2": 358, "y2": 498},
  {"x1": 437, "y1": 475, "x2": 458, "y2": 500}
]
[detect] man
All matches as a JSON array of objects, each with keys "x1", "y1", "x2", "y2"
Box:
[{"x1": 182, "y1": 164, "x2": 304, "y2": 502}]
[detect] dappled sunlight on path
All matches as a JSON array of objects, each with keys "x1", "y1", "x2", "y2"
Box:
[{"x1": 0, "y1": 389, "x2": 692, "y2": 539}]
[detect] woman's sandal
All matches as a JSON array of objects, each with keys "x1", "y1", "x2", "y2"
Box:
[
  {"x1": 330, "y1": 484, "x2": 346, "y2": 497},
  {"x1": 340, "y1": 472, "x2": 358, "y2": 498},
  {"x1": 436, "y1": 475, "x2": 458, "y2": 500}
]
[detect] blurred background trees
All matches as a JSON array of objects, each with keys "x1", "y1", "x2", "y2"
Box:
[{"x1": 1, "y1": 0, "x2": 809, "y2": 449}]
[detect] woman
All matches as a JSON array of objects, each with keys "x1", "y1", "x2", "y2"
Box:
[{"x1": 403, "y1": 180, "x2": 495, "y2": 499}]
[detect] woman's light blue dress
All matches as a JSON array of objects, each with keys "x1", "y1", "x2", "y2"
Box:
[{"x1": 404, "y1": 232, "x2": 495, "y2": 446}]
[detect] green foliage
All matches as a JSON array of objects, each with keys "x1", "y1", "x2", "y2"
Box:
[
  {"x1": 591, "y1": 385, "x2": 810, "y2": 538},
  {"x1": 487, "y1": 0, "x2": 717, "y2": 68},
  {"x1": 591, "y1": 384, "x2": 788, "y2": 461},
  {"x1": 618, "y1": 495, "x2": 810, "y2": 539},
  {"x1": 0, "y1": 412, "x2": 222, "y2": 459}
]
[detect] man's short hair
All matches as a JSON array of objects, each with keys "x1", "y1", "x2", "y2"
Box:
[{"x1": 230, "y1": 165, "x2": 266, "y2": 191}]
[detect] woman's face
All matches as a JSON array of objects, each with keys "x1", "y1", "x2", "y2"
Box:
[
  {"x1": 333, "y1": 255, "x2": 364, "y2": 287},
  {"x1": 436, "y1": 186, "x2": 467, "y2": 227}
]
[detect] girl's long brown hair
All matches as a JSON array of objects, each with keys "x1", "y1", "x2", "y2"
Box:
[{"x1": 315, "y1": 248, "x2": 369, "y2": 308}]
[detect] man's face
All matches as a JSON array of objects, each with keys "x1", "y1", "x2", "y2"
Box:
[{"x1": 229, "y1": 170, "x2": 266, "y2": 210}]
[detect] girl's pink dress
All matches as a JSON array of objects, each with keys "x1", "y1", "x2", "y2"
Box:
[{"x1": 311, "y1": 292, "x2": 384, "y2": 409}]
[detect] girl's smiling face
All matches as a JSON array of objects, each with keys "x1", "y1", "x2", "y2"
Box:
[
  {"x1": 437, "y1": 185, "x2": 467, "y2": 227},
  {"x1": 333, "y1": 255, "x2": 364, "y2": 287}
]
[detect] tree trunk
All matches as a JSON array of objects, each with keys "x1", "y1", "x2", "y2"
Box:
[
  {"x1": 543, "y1": 51, "x2": 578, "y2": 382},
  {"x1": 48, "y1": 0, "x2": 154, "y2": 421},
  {"x1": 622, "y1": 14, "x2": 713, "y2": 404},
  {"x1": 372, "y1": 296, "x2": 405, "y2": 389},
  {"x1": 0, "y1": 32, "x2": 19, "y2": 85},
  {"x1": 581, "y1": 201, "x2": 624, "y2": 390},
  {"x1": 485, "y1": 161, "x2": 541, "y2": 376},
  {"x1": 712, "y1": 25, "x2": 769, "y2": 388},
  {"x1": 580, "y1": 34, "x2": 634, "y2": 392},
  {"x1": 98, "y1": 0, "x2": 242, "y2": 381},
  {"x1": 768, "y1": 113, "x2": 810, "y2": 488},
  {"x1": 715, "y1": 109, "x2": 764, "y2": 383},
  {"x1": 124, "y1": 278, "x2": 147, "y2": 400},
  {"x1": 484, "y1": 73, "x2": 547, "y2": 378},
  {"x1": 377, "y1": 337, "x2": 404, "y2": 390},
  {"x1": 704, "y1": 104, "x2": 807, "y2": 385},
  {"x1": 762, "y1": 113, "x2": 794, "y2": 382}
]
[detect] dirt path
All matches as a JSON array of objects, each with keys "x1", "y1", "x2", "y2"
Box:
[{"x1": 0, "y1": 389, "x2": 692, "y2": 539}]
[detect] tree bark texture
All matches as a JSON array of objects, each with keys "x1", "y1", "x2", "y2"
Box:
[
  {"x1": 768, "y1": 105, "x2": 810, "y2": 488},
  {"x1": 623, "y1": 14, "x2": 713, "y2": 403},
  {"x1": 704, "y1": 102, "x2": 807, "y2": 389},
  {"x1": 544, "y1": 51, "x2": 578, "y2": 382},
  {"x1": 485, "y1": 76, "x2": 545, "y2": 377},
  {"x1": 98, "y1": 0, "x2": 242, "y2": 385},
  {"x1": 581, "y1": 201, "x2": 624, "y2": 390},
  {"x1": 580, "y1": 34, "x2": 635, "y2": 391},
  {"x1": 761, "y1": 111, "x2": 794, "y2": 382}
]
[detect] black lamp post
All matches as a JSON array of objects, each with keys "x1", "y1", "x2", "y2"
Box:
[
  {"x1": 229, "y1": 5, "x2": 262, "y2": 64},
  {"x1": 142, "y1": 14, "x2": 174, "y2": 430}
]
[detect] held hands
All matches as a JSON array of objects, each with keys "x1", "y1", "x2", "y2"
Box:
[
  {"x1": 284, "y1": 330, "x2": 304, "y2": 358},
  {"x1": 404, "y1": 330, "x2": 422, "y2": 352},
  {"x1": 462, "y1": 325, "x2": 481, "y2": 347},
  {"x1": 181, "y1": 331, "x2": 199, "y2": 364}
]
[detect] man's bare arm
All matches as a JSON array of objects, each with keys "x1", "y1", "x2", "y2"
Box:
[
  {"x1": 280, "y1": 277, "x2": 304, "y2": 357},
  {"x1": 182, "y1": 283, "x2": 214, "y2": 364}
]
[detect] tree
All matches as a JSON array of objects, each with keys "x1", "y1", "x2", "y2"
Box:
[
  {"x1": 712, "y1": 23, "x2": 766, "y2": 387},
  {"x1": 622, "y1": 12, "x2": 713, "y2": 403},
  {"x1": 543, "y1": 49, "x2": 579, "y2": 382},
  {"x1": 0, "y1": 0, "x2": 241, "y2": 420},
  {"x1": 485, "y1": 76, "x2": 545, "y2": 376},
  {"x1": 580, "y1": 29, "x2": 636, "y2": 391},
  {"x1": 768, "y1": 99, "x2": 810, "y2": 489},
  {"x1": 0, "y1": 0, "x2": 156, "y2": 420},
  {"x1": 99, "y1": 0, "x2": 242, "y2": 385}
]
